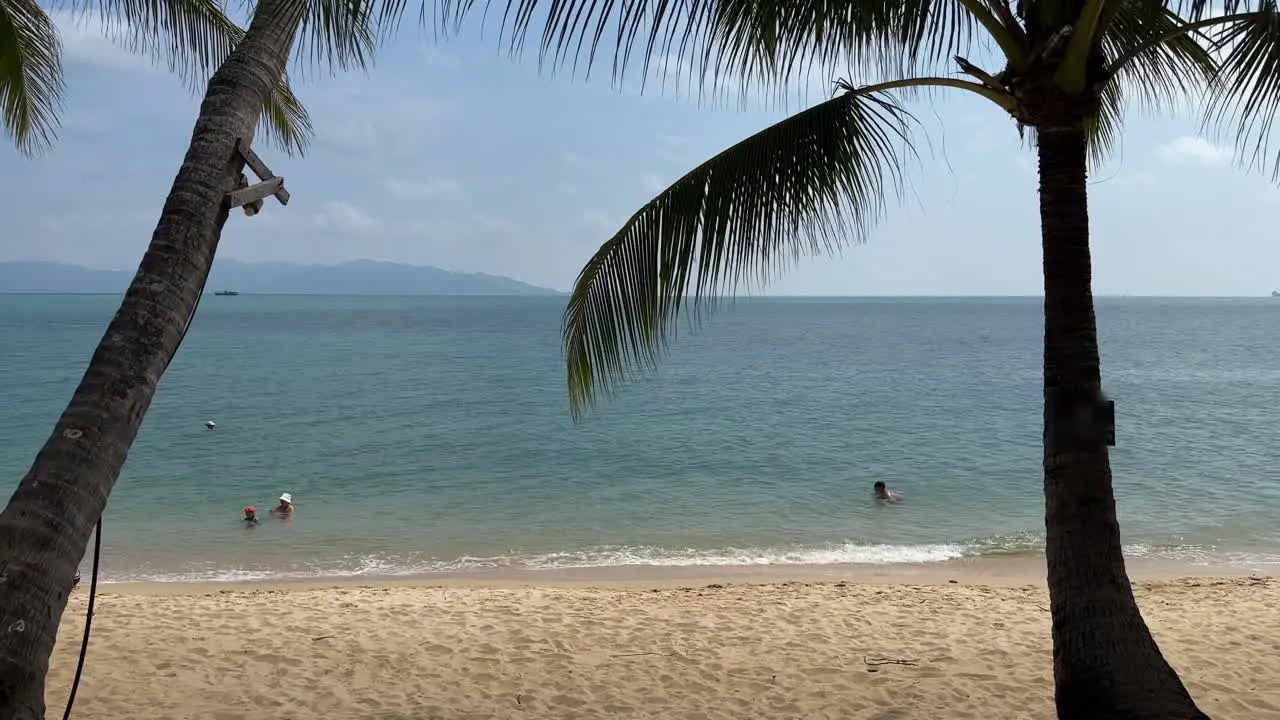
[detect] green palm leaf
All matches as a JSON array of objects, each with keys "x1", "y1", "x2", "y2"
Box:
[
  {"x1": 292, "y1": 0, "x2": 376, "y2": 77},
  {"x1": 432, "y1": 0, "x2": 984, "y2": 106},
  {"x1": 262, "y1": 72, "x2": 313, "y2": 155},
  {"x1": 1101, "y1": 0, "x2": 1216, "y2": 112},
  {"x1": 562, "y1": 87, "x2": 917, "y2": 418},
  {"x1": 47, "y1": 0, "x2": 372, "y2": 155},
  {"x1": 1078, "y1": 0, "x2": 1216, "y2": 170},
  {"x1": 1083, "y1": 79, "x2": 1123, "y2": 168},
  {"x1": 0, "y1": 0, "x2": 63, "y2": 156},
  {"x1": 78, "y1": 0, "x2": 241, "y2": 91},
  {"x1": 430, "y1": 0, "x2": 778, "y2": 100},
  {"x1": 1202, "y1": 1, "x2": 1280, "y2": 179},
  {"x1": 79, "y1": 0, "x2": 373, "y2": 83}
]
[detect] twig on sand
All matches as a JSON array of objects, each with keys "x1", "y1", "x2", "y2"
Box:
[
  {"x1": 863, "y1": 656, "x2": 918, "y2": 667},
  {"x1": 612, "y1": 651, "x2": 675, "y2": 658},
  {"x1": 1037, "y1": 604, "x2": 1051, "y2": 613},
  {"x1": 312, "y1": 635, "x2": 337, "y2": 641}
]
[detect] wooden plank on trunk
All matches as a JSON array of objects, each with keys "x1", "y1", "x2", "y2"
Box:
[
  {"x1": 228, "y1": 177, "x2": 284, "y2": 208},
  {"x1": 232, "y1": 139, "x2": 290, "y2": 206},
  {"x1": 236, "y1": 139, "x2": 274, "y2": 181}
]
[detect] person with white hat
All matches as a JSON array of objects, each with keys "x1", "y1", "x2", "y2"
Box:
[{"x1": 271, "y1": 492, "x2": 294, "y2": 515}]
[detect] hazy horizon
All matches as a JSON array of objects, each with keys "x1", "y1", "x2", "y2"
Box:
[
  {"x1": 2, "y1": 290, "x2": 1273, "y2": 299},
  {"x1": 0, "y1": 259, "x2": 557, "y2": 295}
]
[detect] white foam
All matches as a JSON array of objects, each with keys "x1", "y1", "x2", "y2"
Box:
[
  {"x1": 97, "y1": 540, "x2": 1280, "y2": 584},
  {"x1": 1123, "y1": 543, "x2": 1280, "y2": 567},
  {"x1": 517, "y1": 542, "x2": 969, "y2": 569},
  {"x1": 99, "y1": 541, "x2": 972, "y2": 583}
]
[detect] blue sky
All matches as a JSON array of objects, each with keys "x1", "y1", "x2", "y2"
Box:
[{"x1": 2, "y1": 9, "x2": 1278, "y2": 296}]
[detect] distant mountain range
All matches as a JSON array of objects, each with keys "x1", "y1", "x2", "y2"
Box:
[{"x1": 0, "y1": 260, "x2": 560, "y2": 296}]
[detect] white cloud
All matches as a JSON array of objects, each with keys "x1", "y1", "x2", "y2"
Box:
[
  {"x1": 312, "y1": 201, "x2": 380, "y2": 235},
  {"x1": 561, "y1": 151, "x2": 592, "y2": 169},
  {"x1": 576, "y1": 210, "x2": 625, "y2": 235},
  {"x1": 38, "y1": 215, "x2": 73, "y2": 233},
  {"x1": 51, "y1": 11, "x2": 160, "y2": 74},
  {"x1": 654, "y1": 132, "x2": 695, "y2": 166},
  {"x1": 308, "y1": 78, "x2": 455, "y2": 158},
  {"x1": 317, "y1": 121, "x2": 379, "y2": 153},
  {"x1": 37, "y1": 210, "x2": 153, "y2": 233},
  {"x1": 1156, "y1": 136, "x2": 1232, "y2": 167},
  {"x1": 390, "y1": 96, "x2": 454, "y2": 124},
  {"x1": 639, "y1": 172, "x2": 666, "y2": 193},
  {"x1": 473, "y1": 216, "x2": 520, "y2": 236},
  {"x1": 61, "y1": 111, "x2": 113, "y2": 135},
  {"x1": 384, "y1": 177, "x2": 464, "y2": 200},
  {"x1": 1108, "y1": 172, "x2": 1157, "y2": 187},
  {"x1": 420, "y1": 46, "x2": 460, "y2": 70},
  {"x1": 963, "y1": 129, "x2": 1002, "y2": 154},
  {"x1": 1254, "y1": 189, "x2": 1280, "y2": 207}
]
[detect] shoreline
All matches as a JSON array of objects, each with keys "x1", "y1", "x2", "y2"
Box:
[{"x1": 95, "y1": 553, "x2": 1274, "y2": 596}]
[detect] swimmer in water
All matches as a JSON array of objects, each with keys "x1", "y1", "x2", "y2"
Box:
[
  {"x1": 243, "y1": 506, "x2": 259, "y2": 524},
  {"x1": 272, "y1": 493, "x2": 294, "y2": 515},
  {"x1": 873, "y1": 481, "x2": 901, "y2": 502}
]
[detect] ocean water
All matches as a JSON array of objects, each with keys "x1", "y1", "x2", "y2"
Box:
[{"x1": 0, "y1": 294, "x2": 1278, "y2": 583}]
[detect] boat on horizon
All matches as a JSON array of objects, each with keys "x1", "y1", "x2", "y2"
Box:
[
  {"x1": 213, "y1": 290, "x2": 240, "y2": 296},
  {"x1": 1272, "y1": 290, "x2": 1279, "y2": 298}
]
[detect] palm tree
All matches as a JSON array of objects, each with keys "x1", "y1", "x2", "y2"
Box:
[
  {"x1": 444, "y1": 0, "x2": 1279, "y2": 716},
  {"x1": 0, "y1": 0, "x2": 313, "y2": 156},
  {"x1": 0, "y1": 0, "x2": 377, "y2": 715}
]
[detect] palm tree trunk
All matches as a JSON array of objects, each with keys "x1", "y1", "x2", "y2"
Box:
[
  {"x1": 1037, "y1": 125, "x2": 1207, "y2": 720},
  {"x1": 0, "y1": 1, "x2": 303, "y2": 715}
]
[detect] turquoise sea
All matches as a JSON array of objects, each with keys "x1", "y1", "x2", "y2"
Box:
[{"x1": 1, "y1": 294, "x2": 1277, "y2": 582}]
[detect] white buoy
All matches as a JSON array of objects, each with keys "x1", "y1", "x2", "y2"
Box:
[{"x1": 205, "y1": 420, "x2": 216, "y2": 431}]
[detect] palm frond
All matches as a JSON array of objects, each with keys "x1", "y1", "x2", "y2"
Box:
[
  {"x1": 729, "y1": 0, "x2": 991, "y2": 101},
  {"x1": 0, "y1": 0, "x2": 63, "y2": 156},
  {"x1": 56, "y1": 0, "x2": 358, "y2": 155},
  {"x1": 562, "y1": 87, "x2": 917, "y2": 418},
  {"x1": 260, "y1": 73, "x2": 312, "y2": 155},
  {"x1": 1100, "y1": 0, "x2": 1216, "y2": 114},
  {"x1": 895, "y1": 0, "x2": 980, "y2": 77},
  {"x1": 292, "y1": 0, "x2": 377, "y2": 77},
  {"x1": 70, "y1": 0, "x2": 242, "y2": 91},
  {"x1": 431, "y1": 0, "x2": 787, "y2": 104},
  {"x1": 66, "y1": 0, "x2": 375, "y2": 82},
  {"x1": 1083, "y1": 78, "x2": 1122, "y2": 169},
  {"x1": 1176, "y1": 0, "x2": 1270, "y2": 23},
  {"x1": 1202, "y1": 2, "x2": 1280, "y2": 180},
  {"x1": 432, "y1": 0, "x2": 984, "y2": 107},
  {"x1": 1066, "y1": 0, "x2": 1217, "y2": 172}
]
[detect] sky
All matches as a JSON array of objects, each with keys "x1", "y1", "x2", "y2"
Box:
[{"x1": 2, "y1": 8, "x2": 1278, "y2": 296}]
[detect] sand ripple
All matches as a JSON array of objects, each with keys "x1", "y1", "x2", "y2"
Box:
[{"x1": 45, "y1": 576, "x2": 1280, "y2": 719}]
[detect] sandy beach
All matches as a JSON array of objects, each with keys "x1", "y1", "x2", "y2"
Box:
[{"x1": 45, "y1": 570, "x2": 1280, "y2": 719}]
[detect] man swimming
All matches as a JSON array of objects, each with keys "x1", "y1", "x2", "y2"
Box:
[{"x1": 873, "y1": 481, "x2": 901, "y2": 502}]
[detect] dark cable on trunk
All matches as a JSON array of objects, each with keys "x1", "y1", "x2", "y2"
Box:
[{"x1": 60, "y1": 520, "x2": 100, "y2": 720}]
